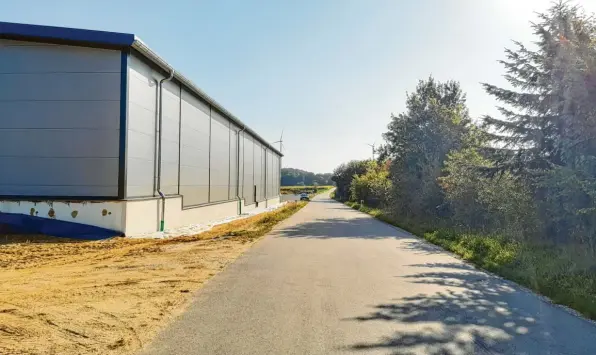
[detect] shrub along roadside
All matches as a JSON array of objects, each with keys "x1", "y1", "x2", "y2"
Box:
[{"x1": 342, "y1": 200, "x2": 596, "y2": 321}]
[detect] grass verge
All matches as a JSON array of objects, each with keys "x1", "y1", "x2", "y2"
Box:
[
  {"x1": 343, "y1": 200, "x2": 596, "y2": 321},
  {"x1": 0, "y1": 201, "x2": 306, "y2": 355}
]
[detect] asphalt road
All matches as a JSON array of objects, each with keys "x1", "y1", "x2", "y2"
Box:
[{"x1": 141, "y1": 193, "x2": 596, "y2": 355}]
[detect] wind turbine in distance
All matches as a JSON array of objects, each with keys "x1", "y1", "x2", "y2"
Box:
[
  {"x1": 367, "y1": 142, "x2": 375, "y2": 161},
  {"x1": 272, "y1": 129, "x2": 284, "y2": 153}
]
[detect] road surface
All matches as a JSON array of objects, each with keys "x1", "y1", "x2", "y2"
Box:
[{"x1": 141, "y1": 193, "x2": 596, "y2": 355}]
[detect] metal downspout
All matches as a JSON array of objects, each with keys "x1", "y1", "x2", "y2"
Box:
[
  {"x1": 236, "y1": 126, "x2": 246, "y2": 215},
  {"x1": 157, "y1": 69, "x2": 175, "y2": 231}
]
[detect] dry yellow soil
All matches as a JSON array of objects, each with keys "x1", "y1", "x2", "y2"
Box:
[{"x1": 0, "y1": 202, "x2": 304, "y2": 355}]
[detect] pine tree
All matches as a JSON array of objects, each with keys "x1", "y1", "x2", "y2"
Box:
[{"x1": 482, "y1": 2, "x2": 596, "y2": 174}]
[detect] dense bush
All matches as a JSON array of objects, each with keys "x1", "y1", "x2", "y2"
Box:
[
  {"x1": 331, "y1": 160, "x2": 370, "y2": 201},
  {"x1": 440, "y1": 147, "x2": 538, "y2": 239},
  {"x1": 349, "y1": 161, "x2": 391, "y2": 207}
]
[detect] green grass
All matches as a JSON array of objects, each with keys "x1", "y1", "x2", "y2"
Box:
[{"x1": 343, "y1": 200, "x2": 596, "y2": 321}]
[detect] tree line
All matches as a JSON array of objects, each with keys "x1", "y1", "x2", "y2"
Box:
[
  {"x1": 333, "y1": 2, "x2": 596, "y2": 252},
  {"x1": 281, "y1": 168, "x2": 333, "y2": 186}
]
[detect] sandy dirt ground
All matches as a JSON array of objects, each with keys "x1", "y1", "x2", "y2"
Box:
[{"x1": 0, "y1": 203, "x2": 302, "y2": 355}]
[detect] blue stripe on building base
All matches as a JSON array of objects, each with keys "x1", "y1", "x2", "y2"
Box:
[{"x1": 0, "y1": 213, "x2": 122, "y2": 240}]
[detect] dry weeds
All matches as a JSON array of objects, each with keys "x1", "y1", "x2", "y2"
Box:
[{"x1": 0, "y1": 202, "x2": 305, "y2": 355}]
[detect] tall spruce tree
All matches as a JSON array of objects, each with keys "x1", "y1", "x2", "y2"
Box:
[
  {"x1": 483, "y1": 2, "x2": 596, "y2": 243},
  {"x1": 482, "y1": 2, "x2": 596, "y2": 174}
]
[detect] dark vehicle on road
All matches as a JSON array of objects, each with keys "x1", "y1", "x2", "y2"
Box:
[{"x1": 300, "y1": 192, "x2": 309, "y2": 201}]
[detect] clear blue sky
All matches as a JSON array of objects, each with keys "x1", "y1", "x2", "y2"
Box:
[{"x1": 2, "y1": 0, "x2": 594, "y2": 173}]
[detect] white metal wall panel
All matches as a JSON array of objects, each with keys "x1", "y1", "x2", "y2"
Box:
[
  {"x1": 124, "y1": 53, "x2": 280, "y2": 205},
  {"x1": 126, "y1": 54, "x2": 181, "y2": 198},
  {"x1": 229, "y1": 127, "x2": 238, "y2": 199},
  {"x1": 265, "y1": 149, "x2": 270, "y2": 198},
  {"x1": 126, "y1": 54, "x2": 157, "y2": 197},
  {"x1": 243, "y1": 134, "x2": 254, "y2": 205},
  {"x1": 159, "y1": 81, "x2": 181, "y2": 195},
  {"x1": 266, "y1": 150, "x2": 274, "y2": 198},
  {"x1": 238, "y1": 131, "x2": 245, "y2": 198},
  {"x1": 179, "y1": 89, "x2": 210, "y2": 206},
  {"x1": 209, "y1": 110, "x2": 230, "y2": 202},
  {"x1": 0, "y1": 39, "x2": 120, "y2": 197},
  {"x1": 253, "y1": 142, "x2": 264, "y2": 202},
  {"x1": 278, "y1": 156, "x2": 281, "y2": 194},
  {"x1": 275, "y1": 156, "x2": 279, "y2": 196},
  {"x1": 261, "y1": 146, "x2": 267, "y2": 201},
  {"x1": 273, "y1": 151, "x2": 277, "y2": 197}
]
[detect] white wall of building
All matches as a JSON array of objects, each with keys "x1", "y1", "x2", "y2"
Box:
[
  {"x1": 123, "y1": 197, "x2": 280, "y2": 236},
  {"x1": 0, "y1": 195, "x2": 283, "y2": 236},
  {"x1": 179, "y1": 89, "x2": 211, "y2": 205},
  {"x1": 125, "y1": 52, "x2": 280, "y2": 207}
]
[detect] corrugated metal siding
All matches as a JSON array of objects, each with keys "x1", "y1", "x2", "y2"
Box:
[
  {"x1": 158, "y1": 80, "x2": 180, "y2": 195},
  {"x1": 243, "y1": 134, "x2": 255, "y2": 205},
  {"x1": 238, "y1": 131, "x2": 245, "y2": 199},
  {"x1": 126, "y1": 54, "x2": 180, "y2": 198},
  {"x1": 274, "y1": 156, "x2": 277, "y2": 197},
  {"x1": 253, "y1": 142, "x2": 263, "y2": 202},
  {"x1": 278, "y1": 157, "x2": 281, "y2": 194},
  {"x1": 126, "y1": 54, "x2": 157, "y2": 197},
  {"x1": 260, "y1": 145, "x2": 267, "y2": 201},
  {"x1": 209, "y1": 110, "x2": 230, "y2": 202},
  {"x1": 179, "y1": 89, "x2": 210, "y2": 206},
  {"x1": 0, "y1": 39, "x2": 120, "y2": 197},
  {"x1": 124, "y1": 52, "x2": 280, "y2": 205},
  {"x1": 229, "y1": 126, "x2": 238, "y2": 199}
]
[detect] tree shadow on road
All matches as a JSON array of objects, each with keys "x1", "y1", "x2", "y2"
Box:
[
  {"x1": 344, "y1": 262, "x2": 596, "y2": 355},
  {"x1": 277, "y1": 217, "x2": 447, "y2": 256}
]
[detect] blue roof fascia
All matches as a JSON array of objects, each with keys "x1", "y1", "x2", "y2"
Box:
[{"x1": 0, "y1": 21, "x2": 135, "y2": 48}]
